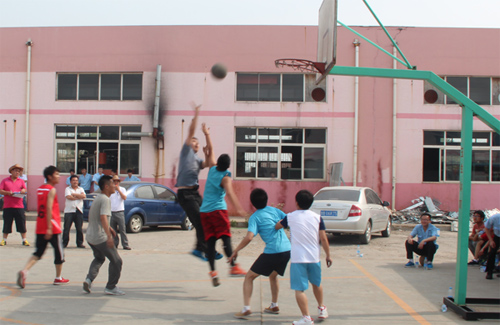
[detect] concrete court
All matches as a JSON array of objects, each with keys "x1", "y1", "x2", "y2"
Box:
[{"x1": 0, "y1": 220, "x2": 499, "y2": 325}]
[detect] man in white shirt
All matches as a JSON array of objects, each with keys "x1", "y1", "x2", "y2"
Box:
[
  {"x1": 63, "y1": 175, "x2": 86, "y2": 248},
  {"x1": 110, "y1": 176, "x2": 131, "y2": 250}
]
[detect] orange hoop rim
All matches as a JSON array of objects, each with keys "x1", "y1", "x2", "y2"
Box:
[{"x1": 275, "y1": 59, "x2": 326, "y2": 74}]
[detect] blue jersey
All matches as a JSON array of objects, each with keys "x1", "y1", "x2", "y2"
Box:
[
  {"x1": 248, "y1": 206, "x2": 291, "y2": 254},
  {"x1": 200, "y1": 166, "x2": 230, "y2": 213}
]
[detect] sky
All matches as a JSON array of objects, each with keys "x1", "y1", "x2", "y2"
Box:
[{"x1": 1, "y1": 0, "x2": 499, "y2": 28}]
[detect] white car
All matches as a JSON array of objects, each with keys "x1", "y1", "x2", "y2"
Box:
[{"x1": 310, "y1": 186, "x2": 392, "y2": 244}]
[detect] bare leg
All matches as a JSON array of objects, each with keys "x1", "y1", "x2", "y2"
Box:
[
  {"x1": 243, "y1": 270, "x2": 259, "y2": 306},
  {"x1": 474, "y1": 240, "x2": 484, "y2": 259},
  {"x1": 55, "y1": 264, "x2": 63, "y2": 278},
  {"x1": 312, "y1": 284, "x2": 324, "y2": 307},
  {"x1": 269, "y1": 271, "x2": 279, "y2": 303},
  {"x1": 21, "y1": 233, "x2": 27, "y2": 240},
  {"x1": 22, "y1": 256, "x2": 39, "y2": 272},
  {"x1": 295, "y1": 290, "x2": 309, "y2": 316}
]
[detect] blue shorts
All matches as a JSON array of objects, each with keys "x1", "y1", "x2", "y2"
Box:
[{"x1": 290, "y1": 262, "x2": 322, "y2": 291}]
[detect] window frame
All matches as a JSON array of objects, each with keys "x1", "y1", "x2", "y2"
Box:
[{"x1": 236, "y1": 73, "x2": 306, "y2": 102}]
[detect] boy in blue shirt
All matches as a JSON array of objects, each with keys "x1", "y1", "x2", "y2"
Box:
[{"x1": 230, "y1": 188, "x2": 291, "y2": 319}]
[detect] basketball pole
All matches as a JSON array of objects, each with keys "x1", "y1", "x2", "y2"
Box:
[{"x1": 327, "y1": 65, "x2": 500, "y2": 306}]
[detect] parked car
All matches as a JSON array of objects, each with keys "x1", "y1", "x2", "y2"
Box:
[
  {"x1": 310, "y1": 186, "x2": 392, "y2": 244},
  {"x1": 83, "y1": 182, "x2": 190, "y2": 233}
]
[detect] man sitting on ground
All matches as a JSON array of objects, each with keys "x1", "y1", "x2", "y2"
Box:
[
  {"x1": 468, "y1": 210, "x2": 487, "y2": 265},
  {"x1": 404, "y1": 213, "x2": 438, "y2": 269}
]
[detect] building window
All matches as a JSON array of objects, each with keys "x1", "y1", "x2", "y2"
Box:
[
  {"x1": 235, "y1": 127, "x2": 326, "y2": 180},
  {"x1": 422, "y1": 130, "x2": 500, "y2": 182},
  {"x1": 236, "y1": 73, "x2": 326, "y2": 102},
  {"x1": 57, "y1": 73, "x2": 143, "y2": 101},
  {"x1": 54, "y1": 125, "x2": 142, "y2": 176},
  {"x1": 424, "y1": 77, "x2": 499, "y2": 105}
]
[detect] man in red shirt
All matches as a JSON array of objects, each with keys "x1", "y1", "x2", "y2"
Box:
[
  {"x1": 0, "y1": 164, "x2": 28, "y2": 246},
  {"x1": 17, "y1": 166, "x2": 69, "y2": 289}
]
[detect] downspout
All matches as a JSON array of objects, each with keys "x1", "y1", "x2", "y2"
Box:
[
  {"x1": 392, "y1": 46, "x2": 397, "y2": 209},
  {"x1": 353, "y1": 39, "x2": 360, "y2": 186},
  {"x1": 24, "y1": 39, "x2": 32, "y2": 187}
]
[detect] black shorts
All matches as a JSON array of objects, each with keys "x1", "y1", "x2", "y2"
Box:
[
  {"x1": 2, "y1": 208, "x2": 26, "y2": 234},
  {"x1": 33, "y1": 234, "x2": 65, "y2": 264},
  {"x1": 250, "y1": 251, "x2": 291, "y2": 276}
]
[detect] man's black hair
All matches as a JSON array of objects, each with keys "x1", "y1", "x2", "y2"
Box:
[
  {"x1": 474, "y1": 210, "x2": 485, "y2": 219},
  {"x1": 98, "y1": 175, "x2": 113, "y2": 190},
  {"x1": 250, "y1": 188, "x2": 268, "y2": 209},
  {"x1": 69, "y1": 169, "x2": 75, "y2": 173},
  {"x1": 216, "y1": 154, "x2": 231, "y2": 171},
  {"x1": 296, "y1": 190, "x2": 314, "y2": 210},
  {"x1": 421, "y1": 213, "x2": 432, "y2": 220},
  {"x1": 127, "y1": 169, "x2": 133, "y2": 173},
  {"x1": 43, "y1": 165, "x2": 59, "y2": 181},
  {"x1": 70, "y1": 175, "x2": 79, "y2": 181}
]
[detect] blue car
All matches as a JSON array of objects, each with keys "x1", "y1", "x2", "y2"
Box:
[{"x1": 83, "y1": 182, "x2": 190, "y2": 233}]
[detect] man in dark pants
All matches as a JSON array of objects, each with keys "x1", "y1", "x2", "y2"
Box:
[
  {"x1": 176, "y1": 103, "x2": 221, "y2": 261},
  {"x1": 63, "y1": 175, "x2": 86, "y2": 248},
  {"x1": 484, "y1": 213, "x2": 500, "y2": 280},
  {"x1": 404, "y1": 213, "x2": 438, "y2": 269}
]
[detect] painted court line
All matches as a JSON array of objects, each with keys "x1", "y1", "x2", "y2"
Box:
[{"x1": 350, "y1": 259, "x2": 431, "y2": 325}]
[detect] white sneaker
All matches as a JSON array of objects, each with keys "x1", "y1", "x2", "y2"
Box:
[
  {"x1": 104, "y1": 286, "x2": 125, "y2": 295},
  {"x1": 83, "y1": 278, "x2": 92, "y2": 293},
  {"x1": 318, "y1": 305, "x2": 328, "y2": 319},
  {"x1": 292, "y1": 316, "x2": 314, "y2": 325}
]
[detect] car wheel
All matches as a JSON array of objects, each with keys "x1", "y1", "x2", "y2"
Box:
[
  {"x1": 180, "y1": 216, "x2": 192, "y2": 231},
  {"x1": 127, "y1": 214, "x2": 143, "y2": 233},
  {"x1": 360, "y1": 221, "x2": 372, "y2": 244},
  {"x1": 381, "y1": 217, "x2": 392, "y2": 237}
]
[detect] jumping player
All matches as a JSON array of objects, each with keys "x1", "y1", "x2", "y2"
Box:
[
  {"x1": 230, "y1": 188, "x2": 291, "y2": 319},
  {"x1": 17, "y1": 166, "x2": 69, "y2": 288}
]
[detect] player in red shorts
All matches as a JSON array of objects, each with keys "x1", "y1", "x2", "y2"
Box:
[
  {"x1": 17, "y1": 166, "x2": 69, "y2": 288},
  {"x1": 200, "y1": 153, "x2": 247, "y2": 286}
]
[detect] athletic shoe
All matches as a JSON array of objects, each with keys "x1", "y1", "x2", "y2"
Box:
[
  {"x1": 293, "y1": 316, "x2": 314, "y2": 325},
  {"x1": 123, "y1": 247, "x2": 132, "y2": 250},
  {"x1": 467, "y1": 260, "x2": 479, "y2": 265},
  {"x1": 104, "y1": 287, "x2": 125, "y2": 295},
  {"x1": 53, "y1": 277, "x2": 70, "y2": 285},
  {"x1": 209, "y1": 271, "x2": 220, "y2": 287},
  {"x1": 264, "y1": 305, "x2": 280, "y2": 314},
  {"x1": 318, "y1": 306, "x2": 328, "y2": 319},
  {"x1": 83, "y1": 278, "x2": 92, "y2": 293},
  {"x1": 404, "y1": 261, "x2": 415, "y2": 267},
  {"x1": 215, "y1": 252, "x2": 223, "y2": 260},
  {"x1": 230, "y1": 264, "x2": 246, "y2": 277},
  {"x1": 22, "y1": 240, "x2": 30, "y2": 246},
  {"x1": 426, "y1": 262, "x2": 433, "y2": 270},
  {"x1": 192, "y1": 249, "x2": 208, "y2": 261},
  {"x1": 0, "y1": 239, "x2": 6, "y2": 246},
  {"x1": 77, "y1": 245, "x2": 86, "y2": 248},
  {"x1": 17, "y1": 270, "x2": 26, "y2": 289},
  {"x1": 234, "y1": 310, "x2": 252, "y2": 319}
]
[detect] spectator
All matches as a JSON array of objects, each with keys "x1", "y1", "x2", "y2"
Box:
[
  {"x1": 468, "y1": 210, "x2": 487, "y2": 265},
  {"x1": 123, "y1": 169, "x2": 140, "y2": 182},
  {"x1": 404, "y1": 213, "x2": 438, "y2": 269},
  {"x1": 484, "y1": 213, "x2": 500, "y2": 280},
  {"x1": 79, "y1": 168, "x2": 92, "y2": 194},
  {"x1": 63, "y1": 175, "x2": 86, "y2": 248},
  {"x1": 65, "y1": 169, "x2": 76, "y2": 186},
  {"x1": 92, "y1": 167, "x2": 104, "y2": 192},
  {"x1": 110, "y1": 176, "x2": 131, "y2": 250}
]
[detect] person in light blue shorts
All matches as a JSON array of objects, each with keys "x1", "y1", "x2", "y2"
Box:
[{"x1": 276, "y1": 190, "x2": 332, "y2": 325}]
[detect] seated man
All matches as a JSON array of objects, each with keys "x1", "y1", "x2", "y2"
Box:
[
  {"x1": 468, "y1": 210, "x2": 487, "y2": 265},
  {"x1": 484, "y1": 213, "x2": 500, "y2": 280},
  {"x1": 404, "y1": 213, "x2": 438, "y2": 269}
]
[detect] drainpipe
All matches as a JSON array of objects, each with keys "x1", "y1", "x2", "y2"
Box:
[
  {"x1": 392, "y1": 46, "x2": 397, "y2": 209},
  {"x1": 353, "y1": 39, "x2": 360, "y2": 186},
  {"x1": 24, "y1": 39, "x2": 32, "y2": 183}
]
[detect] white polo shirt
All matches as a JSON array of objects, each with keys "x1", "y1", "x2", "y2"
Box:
[
  {"x1": 64, "y1": 186, "x2": 85, "y2": 213},
  {"x1": 110, "y1": 186, "x2": 126, "y2": 212}
]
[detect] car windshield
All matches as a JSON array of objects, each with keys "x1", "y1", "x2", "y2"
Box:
[{"x1": 314, "y1": 189, "x2": 360, "y2": 202}]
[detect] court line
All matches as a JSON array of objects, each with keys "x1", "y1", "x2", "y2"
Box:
[
  {"x1": 0, "y1": 318, "x2": 42, "y2": 325},
  {"x1": 350, "y1": 259, "x2": 431, "y2": 325},
  {"x1": 0, "y1": 284, "x2": 20, "y2": 302}
]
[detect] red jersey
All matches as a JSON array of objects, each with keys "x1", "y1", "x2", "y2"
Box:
[{"x1": 36, "y1": 184, "x2": 61, "y2": 235}]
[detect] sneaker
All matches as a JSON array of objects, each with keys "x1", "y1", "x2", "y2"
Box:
[
  {"x1": 53, "y1": 277, "x2": 70, "y2": 285},
  {"x1": 104, "y1": 286, "x2": 125, "y2": 295},
  {"x1": 293, "y1": 316, "x2": 314, "y2": 325},
  {"x1": 83, "y1": 278, "x2": 92, "y2": 293},
  {"x1": 467, "y1": 260, "x2": 479, "y2": 265},
  {"x1": 22, "y1": 240, "x2": 30, "y2": 246},
  {"x1": 209, "y1": 271, "x2": 220, "y2": 287},
  {"x1": 0, "y1": 239, "x2": 6, "y2": 246},
  {"x1": 192, "y1": 249, "x2": 208, "y2": 261},
  {"x1": 234, "y1": 310, "x2": 252, "y2": 319},
  {"x1": 77, "y1": 245, "x2": 86, "y2": 248},
  {"x1": 215, "y1": 251, "x2": 223, "y2": 260},
  {"x1": 404, "y1": 261, "x2": 415, "y2": 267},
  {"x1": 230, "y1": 264, "x2": 246, "y2": 277},
  {"x1": 123, "y1": 247, "x2": 132, "y2": 250},
  {"x1": 17, "y1": 270, "x2": 26, "y2": 289},
  {"x1": 318, "y1": 305, "x2": 328, "y2": 319},
  {"x1": 426, "y1": 262, "x2": 433, "y2": 270},
  {"x1": 264, "y1": 305, "x2": 280, "y2": 314}
]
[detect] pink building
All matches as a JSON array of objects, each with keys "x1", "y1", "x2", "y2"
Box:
[{"x1": 1, "y1": 25, "x2": 499, "y2": 213}]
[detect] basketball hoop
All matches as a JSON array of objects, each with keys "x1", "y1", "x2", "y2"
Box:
[{"x1": 275, "y1": 59, "x2": 326, "y2": 75}]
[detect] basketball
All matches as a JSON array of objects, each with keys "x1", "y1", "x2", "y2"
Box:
[{"x1": 211, "y1": 63, "x2": 227, "y2": 79}]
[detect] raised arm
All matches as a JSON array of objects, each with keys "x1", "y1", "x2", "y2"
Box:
[
  {"x1": 185, "y1": 103, "x2": 201, "y2": 146},
  {"x1": 221, "y1": 176, "x2": 247, "y2": 217},
  {"x1": 201, "y1": 123, "x2": 216, "y2": 168}
]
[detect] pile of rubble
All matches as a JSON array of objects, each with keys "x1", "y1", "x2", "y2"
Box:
[{"x1": 392, "y1": 196, "x2": 499, "y2": 225}]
